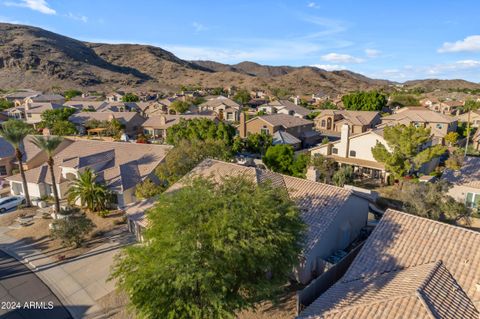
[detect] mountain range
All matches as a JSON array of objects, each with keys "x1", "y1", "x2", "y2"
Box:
[{"x1": 1, "y1": 22, "x2": 480, "y2": 95}]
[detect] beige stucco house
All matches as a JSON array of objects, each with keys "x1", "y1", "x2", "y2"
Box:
[
  {"x1": 7, "y1": 140, "x2": 172, "y2": 208},
  {"x1": 142, "y1": 114, "x2": 217, "y2": 141},
  {"x1": 69, "y1": 112, "x2": 146, "y2": 137},
  {"x1": 199, "y1": 96, "x2": 241, "y2": 122},
  {"x1": 314, "y1": 110, "x2": 381, "y2": 135},
  {"x1": 126, "y1": 159, "x2": 371, "y2": 284},
  {"x1": 258, "y1": 100, "x2": 313, "y2": 119},
  {"x1": 442, "y1": 156, "x2": 480, "y2": 209}
]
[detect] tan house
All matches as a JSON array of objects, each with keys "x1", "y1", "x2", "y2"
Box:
[
  {"x1": 106, "y1": 91, "x2": 125, "y2": 102},
  {"x1": 380, "y1": 107, "x2": 457, "y2": 139},
  {"x1": 432, "y1": 100, "x2": 464, "y2": 115},
  {"x1": 298, "y1": 209, "x2": 480, "y2": 318},
  {"x1": 258, "y1": 100, "x2": 313, "y2": 118},
  {"x1": 239, "y1": 113, "x2": 319, "y2": 148},
  {"x1": 442, "y1": 156, "x2": 480, "y2": 209},
  {"x1": 314, "y1": 110, "x2": 381, "y2": 135},
  {"x1": 25, "y1": 94, "x2": 65, "y2": 105},
  {"x1": 457, "y1": 110, "x2": 480, "y2": 128},
  {"x1": 127, "y1": 159, "x2": 371, "y2": 284},
  {"x1": 199, "y1": 97, "x2": 241, "y2": 122},
  {"x1": 69, "y1": 112, "x2": 146, "y2": 136},
  {"x1": 7, "y1": 140, "x2": 172, "y2": 207},
  {"x1": 25, "y1": 103, "x2": 69, "y2": 125},
  {"x1": 142, "y1": 114, "x2": 217, "y2": 141},
  {"x1": 2, "y1": 90, "x2": 41, "y2": 106}
]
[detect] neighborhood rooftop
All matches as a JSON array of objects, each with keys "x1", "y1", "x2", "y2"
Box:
[
  {"x1": 298, "y1": 209, "x2": 480, "y2": 319},
  {"x1": 255, "y1": 114, "x2": 313, "y2": 128},
  {"x1": 443, "y1": 156, "x2": 480, "y2": 189}
]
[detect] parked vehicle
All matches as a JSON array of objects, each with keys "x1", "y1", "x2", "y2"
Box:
[{"x1": 0, "y1": 196, "x2": 25, "y2": 213}]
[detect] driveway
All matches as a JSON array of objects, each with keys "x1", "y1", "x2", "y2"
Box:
[{"x1": 0, "y1": 250, "x2": 72, "y2": 319}]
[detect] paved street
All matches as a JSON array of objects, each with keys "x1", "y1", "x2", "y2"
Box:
[{"x1": 0, "y1": 250, "x2": 72, "y2": 319}]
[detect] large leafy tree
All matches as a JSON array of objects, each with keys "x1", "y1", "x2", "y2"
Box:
[
  {"x1": 39, "y1": 108, "x2": 77, "y2": 135},
  {"x1": 156, "y1": 139, "x2": 232, "y2": 188},
  {"x1": 233, "y1": 89, "x2": 251, "y2": 105},
  {"x1": 263, "y1": 144, "x2": 295, "y2": 175},
  {"x1": 67, "y1": 169, "x2": 111, "y2": 212},
  {"x1": 110, "y1": 175, "x2": 306, "y2": 319},
  {"x1": 0, "y1": 98, "x2": 14, "y2": 110},
  {"x1": 31, "y1": 136, "x2": 63, "y2": 217},
  {"x1": 371, "y1": 124, "x2": 446, "y2": 179},
  {"x1": 310, "y1": 154, "x2": 337, "y2": 184},
  {"x1": 169, "y1": 100, "x2": 191, "y2": 114},
  {"x1": 166, "y1": 118, "x2": 236, "y2": 146},
  {"x1": 121, "y1": 93, "x2": 140, "y2": 102},
  {"x1": 232, "y1": 133, "x2": 272, "y2": 155},
  {"x1": 63, "y1": 89, "x2": 82, "y2": 100},
  {"x1": 342, "y1": 90, "x2": 387, "y2": 111},
  {"x1": 0, "y1": 120, "x2": 32, "y2": 206}
]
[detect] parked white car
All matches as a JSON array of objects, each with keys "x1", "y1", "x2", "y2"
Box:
[{"x1": 0, "y1": 196, "x2": 25, "y2": 213}]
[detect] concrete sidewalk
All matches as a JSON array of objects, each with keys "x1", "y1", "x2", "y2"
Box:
[{"x1": 0, "y1": 226, "x2": 134, "y2": 319}]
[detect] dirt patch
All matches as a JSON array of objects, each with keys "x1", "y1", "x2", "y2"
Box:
[
  {"x1": 97, "y1": 290, "x2": 134, "y2": 319},
  {"x1": 2, "y1": 207, "x2": 127, "y2": 260}
]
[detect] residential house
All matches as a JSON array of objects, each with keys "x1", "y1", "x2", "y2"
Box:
[
  {"x1": 64, "y1": 101, "x2": 109, "y2": 112},
  {"x1": 239, "y1": 113, "x2": 320, "y2": 148},
  {"x1": 142, "y1": 114, "x2": 217, "y2": 141},
  {"x1": 25, "y1": 103, "x2": 69, "y2": 126},
  {"x1": 310, "y1": 125, "x2": 390, "y2": 182},
  {"x1": 25, "y1": 94, "x2": 65, "y2": 105},
  {"x1": 4, "y1": 106, "x2": 25, "y2": 120},
  {"x1": 457, "y1": 110, "x2": 480, "y2": 128},
  {"x1": 314, "y1": 110, "x2": 381, "y2": 136},
  {"x1": 297, "y1": 209, "x2": 480, "y2": 318},
  {"x1": 127, "y1": 159, "x2": 371, "y2": 284},
  {"x1": 380, "y1": 107, "x2": 457, "y2": 140},
  {"x1": 258, "y1": 100, "x2": 313, "y2": 119},
  {"x1": 0, "y1": 136, "x2": 73, "y2": 180},
  {"x1": 442, "y1": 156, "x2": 480, "y2": 209},
  {"x1": 473, "y1": 129, "x2": 480, "y2": 151},
  {"x1": 69, "y1": 112, "x2": 146, "y2": 136},
  {"x1": 106, "y1": 91, "x2": 125, "y2": 102},
  {"x1": 199, "y1": 96, "x2": 241, "y2": 122},
  {"x1": 2, "y1": 90, "x2": 41, "y2": 106},
  {"x1": 434, "y1": 100, "x2": 464, "y2": 115},
  {"x1": 7, "y1": 140, "x2": 172, "y2": 207}
]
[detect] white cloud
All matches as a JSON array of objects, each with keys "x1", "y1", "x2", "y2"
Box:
[
  {"x1": 192, "y1": 22, "x2": 207, "y2": 32},
  {"x1": 321, "y1": 53, "x2": 364, "y2": 63},
  {"x1": 300, "y1": 15, "x2": 347, "y2": 38},
  {"x1": 4, "y1": 0, "x2": 55, "y2": 15},
  {"x1": 310, "y1": 64, "x2": 346, "y2": 71},
  {"x1": 365, "y1": 48, "x2": 381, "y2": 58},
  {"x1": 307, "y1": 2, "x2": 319, "y2": 9},
  {"x1": 66, "y1": 12, "x2": 88, "y2": 23},
  {"x1": 438, "y1": 35, "x2": 480, "y2": 53}
]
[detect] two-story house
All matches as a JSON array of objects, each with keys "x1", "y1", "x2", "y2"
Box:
[
  {"x1": 314, "y1": 110, "x2": 381, "y2": 135},
  {"x1": 199, "y1": 96, "x2": 241, "y2": 122},
  {"x1": 258, "y1": 99, "x2": 313, "y2": 119}
]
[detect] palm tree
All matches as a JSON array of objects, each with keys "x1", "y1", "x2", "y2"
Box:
[
  {"x1": 463, "y1": 100, "x2": 480, "y2": 156},
  {"x1": 67, "y1": 169, "x2": 110, "y2": 212},
  {"x1": 31, "y1": 136, "x2": 63, "y2": 217},
  {"x1": 0, "y1": 120, "x2": 32, "y2": 207}
]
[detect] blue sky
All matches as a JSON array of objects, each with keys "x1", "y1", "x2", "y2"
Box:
[{"x1": 1, "y1": 0, "x2": 480, "y2": 82}]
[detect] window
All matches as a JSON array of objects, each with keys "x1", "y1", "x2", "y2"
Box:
[
  {"x1": 349, "y1": 150, "x2": 356, "y2": 157},
  {"x1": 27, "y1": 113, "x2": 32, "y2": 118},
  {"x1": 321, "y1": 120, "x2": 326, "y2": 127},
  {"x1": 332, "y1": 148, "x2": 338, "y2": 154},
  {"x1": 466, "y1": 192, "x2": 480, "y2": 208},
  {"x1": 436, "y1": 123, "x2": 443, "y2": 129},
  {"x1": 260, "y1": 125, "x2": 269, "y2": 135},
  {"x1": 0, "y1": 166, "x2": 6, "y2": 176}
]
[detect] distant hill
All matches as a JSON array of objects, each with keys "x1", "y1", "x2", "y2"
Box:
[{"x1": 1, "y1": 22, "x2": 479, "y2": 95}]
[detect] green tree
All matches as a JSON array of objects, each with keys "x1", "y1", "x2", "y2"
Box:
[
  {"x1": 110, "y1": 175, "x2": 305, "y2": 319},
  {"x1": 0, "y1": 120, "x2": 32, "y2": 206},
  {"x1": 232, "y1": 133, "x2": 273, "y2": 155},
  {"x1": 444, "y1": 132, "x2": 459, "y2": 146},
  {"x1": 332, "y1": 165, "x2": 354, "y2": 187},
  {"x1": 388, "y1": 93, "x2": 420, "y2": 108},
  {"x1": 156, "y1": 139, "x2": 232, "y2": 188},
  {"x1": 400, "y1": 180, "x2": 470, "y2": 223},
  {"x1": 318, "y1": 100, "x2": 337, "y2": 110},
  {"x1": 39, "y1": 108, "x2": 77, "y2": 135},
  {"x1": 50, "y1": 207, "x2": 95, "y2": 247},
  {"x1": 463, "y1": 100, "x2": 480, "y2": 156},
  {"x1": 31, "y1": 136, "x2": 63, "y2": 217},
  {"x1": 0, "y1": 98, "x2": 14, "y2": 110},
  {"x1": 64, "y1": 89, "x2": 82, "y2": 100},
  {"x1": 290, "y1": 153, "x2": 310, "y2": 178},
  {"x1": 371, "y1": 124, "x2": 446, "y2": 179},
  {"x1": 263, "y1": 144, "x2": 295, "y2": 174},
  {"x1": 233, "y1": 89, "x2": 251, "y2": 105},
  {"x1": 342, "y1": 91, "x2": 387, "y2": 111},
  {"x1": 122, "y1": 93, "x2": 140, "y2": 102},
  {"x1": 166, "y1": 118, "x2": 235, "y2": 146},
  {"x1": 169, "y1": 100, "x2": 191, "y2": 114},
  {"x1": 67, "y1": 169, "x2": 111, "y2": 212},
  {"x1": 311, "y1": 154, "x2": 336, "y2": 184},
  {"x1": 134, "y1": 178, "x2": 162, "y2": 199}
]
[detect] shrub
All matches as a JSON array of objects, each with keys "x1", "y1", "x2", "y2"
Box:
[
  {"x1": 98, "y1": 210, "x2": 110, "y2": 218},
  {"x1": 135, "y1": 178, "x2": 162, "y2": 199},
  {"x1": 50, "y1": 208, "x2": 95, "y2": 247}
]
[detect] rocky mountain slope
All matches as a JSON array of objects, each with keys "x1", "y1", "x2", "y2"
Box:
[{"x1": 1, "y1": 22, "x2": 479, "y2": 95}]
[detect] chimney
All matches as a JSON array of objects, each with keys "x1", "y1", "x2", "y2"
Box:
[
  {"x1": 337, "y1": 124, "x2": 350, "y2": 158},
  {"x1": 306, "y1": 166, "x2": 319, "y2": 182},
  {"x1": 294, "y1": 96, "x2": 300, "y2": 105},
  {"x1": 239, "y1": 112, "x2": 247, "y2": 138}
]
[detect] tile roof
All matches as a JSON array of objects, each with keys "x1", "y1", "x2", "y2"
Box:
[
  {"x1": 298, "y1": 209, "x2": 480, "y2": 318},
  {"x1": 0, "y1": 135, "x2": 68, "y2": 162},
  {"x1": 256, "y1": 114, "x2": 313, "y2": 128},
  {"x1": 69, "y1": 112, "x2": 143, "y2": 125},
  {"x1": 263, "y1": 100, "x2": 313, "y2": 116},
  {"x1": 382, "y1": 107, "x2": 456, "y2": 124},
  {"x1": 25, "y1": 103, "x2": 67, "y2": 114},
  {"x1": 7, "y1": 140, "x2": 172, "y2": 192},
  {"x1": 316, "y1": 110, "x2": 380, "y2": 126},
  {"x1": 142, "y1": 114, "x2": 216, "y2": 129},
  {"x1": 442, "y1": 156, "x2": 480, "y2": 189},
  {"x1": 200, "y1": 97, "x2": 240, "y2": 109},
  {"x1": 272, "y1": 130, "x2": 301, "y2": 146},
  {"x1": 166, "y1": 159, "x2": 355, "y2": 255}
]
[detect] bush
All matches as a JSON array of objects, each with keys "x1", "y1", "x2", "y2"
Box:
[
  {"x1": 50, "y1": 208, "x2": 95, "y2": 247},
  {"x1": 98, "y1": 210, "x2": 110, "y2": 218},
  {"x1": 135, "y1": 178, "x2": 162, "y2": 199}
]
